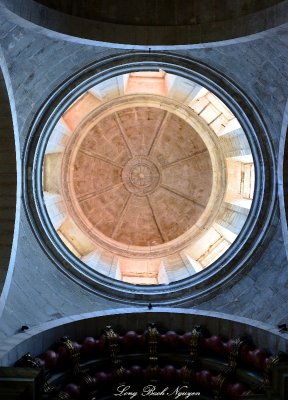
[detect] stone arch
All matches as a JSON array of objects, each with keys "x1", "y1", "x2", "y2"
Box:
[
  {"x1": 2, "y1": 0, "x2": 288, "y2": 47},
  {"x1": 278, "y1": 99, "x2": 288, "y2": 261},
  {"x1": 0, "y1": 68, "x2": 17, "y2": 299},
  {"x1": 1, "y1": 308, "x2": 287, "y2": 366}
]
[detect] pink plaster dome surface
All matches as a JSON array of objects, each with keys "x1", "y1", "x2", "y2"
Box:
[{"x1": 62, "y1": 106, "x2": 213, "y2": 249}]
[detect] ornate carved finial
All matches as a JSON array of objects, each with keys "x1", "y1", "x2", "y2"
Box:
[
  {"x1": 213, "y1": 373, "x2": 227, "y2": 400},
  {"x1": 15, "y1": 353, "x2": 41, "y2": 368},
  {"x1": 189, "y1": 326, "x2": 203, "y2": 362},
  {"x1": 59, "y1": 336, "x2": 81, "y2": 374},
  {"x1": 263, "y1": 354, "x2": 280, "y2": 386},
  {"x1": 57, "y1": 391, "x2": 71, "y2": 400},
  {"x1": 146, "y1": 323, "x2": 159, "y2": 383},
  {"x1": 147, "y1": 323, "x2": 159, "y2": 365},
  {"x1": 104, "y1": 326, "x2": 119, "y2": 365}
]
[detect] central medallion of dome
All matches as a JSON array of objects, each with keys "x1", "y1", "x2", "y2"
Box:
[{"x1": 122, "y1": 157, "x2": 160, "y2": 195}]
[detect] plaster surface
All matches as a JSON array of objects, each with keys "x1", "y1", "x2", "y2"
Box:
[{"x1": 64, "y1": 106, "x2": 212, "y2": 247}]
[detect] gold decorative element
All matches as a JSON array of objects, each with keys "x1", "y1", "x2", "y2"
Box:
[
  {"x1": 104, "y1": 326, "x2": 119, "y2": 365},
  {"x1": 56, "y1": 391, "x2": 71, "y2": 400},
  {"x1": 148, "y1": 365, "x2": 159, "y2": 383},
  {"x1": 182, "y1": 326, "x2": 203, "y2": 385},
  {"x1": 15, "y1": 353, "x2": 55, "y2": 395},
  {"x1": 59, "y1": 336, "x2": 81, "y2": 374},
  {"x1": 213, "y1": 373, "x2": 227, "y2": 400},
  {"x1": 181, "y1": 363, "x2": 193, "y2": 385},
  {"x1": 15, "y1": 353, "x2": 41, "y2": 368},
  {"x1": 146, "y1": 323, "x2": 159, "y2": 365},
  {"x1": 189, "y1": 326, "x2": 202, "y2": 362},
  {"x1": 146, "y1": 323, "x2": 159, "y2": 383},
  {"x1": 228, "y1": 337, "x2": 245, "y2": 370},
  {"x1": 43, "y1": 381, "x2": 55, "y2": 394},
  {"x1": 83, "y1": 374, "x2": 95, "y2": 386},
  {"x1": 263, "y1": 355, "x2": 280, "y2": 386},
  {"x1": 103, "y1": 327, "x2": 126, "y2": 383},
  {"x1": 114, "y1": 360, "x2": 126, "y2": 382}
]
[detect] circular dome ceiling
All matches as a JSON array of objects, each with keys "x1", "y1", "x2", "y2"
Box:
[
  {"x1": 63, "y1": 104, "x2": 213, "y2": 250},
  {"x1": 42, "y1": 70, "x2": 255, "y2": 285}
]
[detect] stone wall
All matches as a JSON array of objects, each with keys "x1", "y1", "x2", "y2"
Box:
[
  {"x1": 0, "y1": 70, "x2": 16, "y2": 296},
  {"x1": 2, "y1": 0, "x2": 288, "y2": 45},
  {"x1": 0, "y1": 4, "x2": 287, "y2": 345},
  {"x1": 1, "y1": 308, "x2": 288, "y2": 367}
]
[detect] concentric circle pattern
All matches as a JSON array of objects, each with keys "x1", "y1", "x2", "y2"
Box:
[
  {"x1": 122, "y1": 157, "x2": 160, "y2": 196},
  {"x1": 66, "y1": 107, "x2": 212, "y2": 247},
  {"x1": 43, "y1": 70, "x2": 255, "y2": 285}
]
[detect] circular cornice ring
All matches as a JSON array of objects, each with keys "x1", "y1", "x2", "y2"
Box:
[
  {"x1": 122, "y1": 157, "x2": 160, "y2": 196},
  {"x1": 23, "y1": 52, "x2": 276, "y2": 305},
  {"x1": 61, "y1": 94, "x2": 225, "y2": 259}
]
